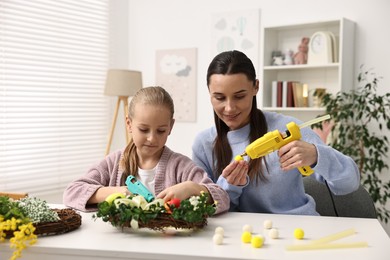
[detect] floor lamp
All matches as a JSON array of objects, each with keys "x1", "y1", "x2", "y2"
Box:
[{"x1": 104, "y1": 69, "x2": 142, "y2": 155}]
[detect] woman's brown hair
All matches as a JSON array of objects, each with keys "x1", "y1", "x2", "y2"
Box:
[{"x1": 206, "y1": 50, "x2": 268, "y2": 182}]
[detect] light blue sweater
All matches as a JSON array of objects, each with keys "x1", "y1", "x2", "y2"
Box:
[{"x1": 192, "y1": 112, "x2": 360, "y2": 215}]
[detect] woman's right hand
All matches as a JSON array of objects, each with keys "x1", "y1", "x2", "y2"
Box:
[{"x1": 221, "y1": 160, "x2": 248, "y2": 186}]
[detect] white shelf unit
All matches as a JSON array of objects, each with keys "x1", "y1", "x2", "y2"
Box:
[{"x1": 259, "y1": 18, "x2": 355, "y2": 121}]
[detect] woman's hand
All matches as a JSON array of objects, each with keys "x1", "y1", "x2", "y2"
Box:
[
  {"x1": 221, "y1": 160, "x2": 248, "y2": 186},
  {"x1": 156, "y1": 181, "x2": 208, "y2": 202},
  {"x1": 278, "y1": 140, "x2": 317, "y2": 171}
]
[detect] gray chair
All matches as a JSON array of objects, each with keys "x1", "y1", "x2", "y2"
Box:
[{"x1": 303, "y1": 177, "x2": 377, "y2": 218}]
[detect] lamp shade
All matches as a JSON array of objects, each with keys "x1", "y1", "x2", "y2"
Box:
[{"x1": 104, "y1": 69, "x2": 142, "y2": 97}]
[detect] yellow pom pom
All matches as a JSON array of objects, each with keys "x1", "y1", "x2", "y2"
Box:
[
  {"x1": 251, "y1": 235, "x2": 264, "y2": 248},
  {"x1": 234, "y1": 155, "x2": 243, "y2": 161},
  {"x1": 294, "y1": 228, "x2": 304, "y2": 239},
  {"x1": 105, "y1": 192, "x2": 125, "y2": 204},
  {"x1": 241, "y1": 231, "x2": 252, "y2": 243}
]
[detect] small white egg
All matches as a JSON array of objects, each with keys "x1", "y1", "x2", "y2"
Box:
[
  {"x1": 269, "y1": 228, "x2": 279, "y2": 239},
  {"x1": 215, "y1": 226, "x2": 224, "y2": 235},
  {"x1": 242, "y1": 224, "x2": 253, "y2": 233},
  {"x1": 263, "y1": 219, "x2": 273, "y2": 229},
  {"x1": 213, "y1": 233, "x2": 224, "y2": 245}
]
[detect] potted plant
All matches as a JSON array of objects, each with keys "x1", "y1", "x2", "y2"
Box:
[{"x1": 314, "y1": 65, "x2": 390, "y2": 223}]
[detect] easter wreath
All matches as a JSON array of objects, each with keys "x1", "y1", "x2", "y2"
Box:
[
  {"x1": 93, "y1": 191, "x2": 216, "y2": 231},
  {"x1": 0, "y1": 196, "x2": 81, "y2": 260}
]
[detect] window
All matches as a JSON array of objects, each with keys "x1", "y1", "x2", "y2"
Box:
[{"x1": 0, "y1": 0, "x2": 110, "y2": 197}]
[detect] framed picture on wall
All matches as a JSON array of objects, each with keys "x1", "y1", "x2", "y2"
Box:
[
  {"x1": 155, "y1": 48, "x2": 197, "y2": 122},
  {"x1": 211, "y1": 9, "x2": 261, "y2": 69}
]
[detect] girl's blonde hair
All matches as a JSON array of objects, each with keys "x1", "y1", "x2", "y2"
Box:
[{"x1": 119, "y1": 86, "x2": 174, "y2": 184}]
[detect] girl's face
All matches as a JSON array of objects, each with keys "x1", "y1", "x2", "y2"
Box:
[
  {"x1": 127, "y1": 103, "x2": 174, "y2": 161},
  {"x1": 209, "y1": 73, "x2": 259, "y2": 130}
]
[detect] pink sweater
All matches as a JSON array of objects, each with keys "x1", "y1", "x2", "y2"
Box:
[{"x1": 63, "y1": 146, "x2": 229, "y2": 214}]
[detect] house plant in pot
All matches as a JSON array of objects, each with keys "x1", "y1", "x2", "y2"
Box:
[{"x1": 314, "y1": 66, "x2": 390, "y2": 223}]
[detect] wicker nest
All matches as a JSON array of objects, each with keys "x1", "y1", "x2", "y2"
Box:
[
  {"x1": 96, "y1": 193, "x2": 216, "y2": 232},
  {"x1": 109, "y1": 213, "x2": 207, "y2": 232},
  {"x1": 34, "y1": 208, "x2": 82, "y2": 236},
  {"x1": 5, "y1": 208, "x2": 82, "y2": 238}
]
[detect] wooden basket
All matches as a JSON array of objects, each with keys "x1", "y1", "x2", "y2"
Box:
[
  {"x1": 34, "y1": 208, "x2": 82, "y2": 236},
  {"x1": 5, "y1": 208, "x2": 81, "y2": 238}
]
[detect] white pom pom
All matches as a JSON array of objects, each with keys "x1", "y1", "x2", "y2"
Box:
[
  {"x1": 263, "y1": 219, "x2": 273, "y2": 229},
  {"x1": 269, "y1": 228, "x2": 279, "y2": 239},
  {"x1": 213, "y1": 233, "x2": 224, "y2": 245},
  {"x1": 242, "y1": 224, "x2": 253, "y2": 233},
  {"x1": 215, "y1": 226, "x2": 224, "y2": 235}
]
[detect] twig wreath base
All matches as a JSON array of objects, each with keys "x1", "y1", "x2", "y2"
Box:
[
  {"x1": 94, "y1": 192, "x2": 216, "y2": 232},
  {"x1": 5, "y1": 208, "x2": 81, "y2": 238},
  {"x1": 109, "y1": 213, "x2": 207, "y2": 232},
  {"x1": 34, "y1": 208, "x2": 82, "y2": 236}
]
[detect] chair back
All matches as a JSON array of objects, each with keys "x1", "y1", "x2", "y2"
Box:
[{"x1": 303, "y1": 177, "x2": 377, "y2": 218}]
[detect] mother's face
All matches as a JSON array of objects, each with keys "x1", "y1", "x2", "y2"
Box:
[{"x1": 208, "y1": 73, "x2": 259, "y2": 130}]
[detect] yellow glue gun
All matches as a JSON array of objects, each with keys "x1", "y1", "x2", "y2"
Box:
[
  {"x1": 242, "y1": 121, "x2": 313, "y2": 176},
  {"x1": 238, "y1": 115, "x2": 331, "y2": 176}
]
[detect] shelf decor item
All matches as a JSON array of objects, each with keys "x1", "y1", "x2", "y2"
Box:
[
  {"x1": 93, "y1": 192, "x2": 216, "y2": 232},
  {"x1": 307, "y1": 31, "x2": 335, "y2": 65},
  {"x1": 293, "y1": 37, "x2": 310, "y2": 65},
  {"x1": 0, "y1": 196, "x2": 82, "y2": 260},
  {"x1": 313, "y1": 88, "x2": 326, "y2": 107},
  {"x1": 260, "y1": 18, "x2": 355, "y2": 117}
]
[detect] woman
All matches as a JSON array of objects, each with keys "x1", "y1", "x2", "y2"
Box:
[{"x1": 192, "y1": 50, "x2": 360, "y2": 215}]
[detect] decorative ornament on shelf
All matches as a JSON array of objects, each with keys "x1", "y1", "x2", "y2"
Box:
[
  {"x1": 271, "y1": 50, "x2": 283, "y2": 66},
  {"x1": 312, "y1": 88, "x2": 326, "y2": 107},
  {"x1": 307, "y1": 31, "x2": 336, "y2": 65},
  {"x1": 93, "y1": 191, "x2": 216, "y2": 232},
  {"x1": 283, "y1": 49, "x2": 294, "y2": 65},
  {"x1": 293, "y1": 37, "x2": 310, "y2": 65},
  {"x1": 302, "y1": 84, "x2": 309, "y2": 107}
]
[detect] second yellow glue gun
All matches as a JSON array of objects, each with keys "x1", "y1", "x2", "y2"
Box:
[{"x1": 237, "y1": 115, "x2": 331, "y2": 176}]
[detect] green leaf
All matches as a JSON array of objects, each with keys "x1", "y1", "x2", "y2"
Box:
[{"x1": 93, "y1": 192, "x2": 216, "y2": 229}]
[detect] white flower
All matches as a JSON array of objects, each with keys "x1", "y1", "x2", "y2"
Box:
[
  {"x1": 17, "y1": 197, "x2": 59, "y2": 223},
  {"x1": 114, "y1": 198, "x2": 136, "y2": 208},
  {"x1": 131, "y1": 195, "x2": 148, "y2": 208},
  {"x1": 114, "y1": 195, "x2": 164, "y2": 211},
  {"x1": 143, "y1": 199, "x2": 164, "y2": 210},
  {"x1": 130, "y1": 218, "x2": 139, "y2": 229},
  {"x1": 189, "y1": 195, "x2": 200, "y2": 210}
]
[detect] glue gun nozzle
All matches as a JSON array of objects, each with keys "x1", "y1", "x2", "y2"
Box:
[{"x1": 240, "y1": 152, "x2": 247, "y2": 157}]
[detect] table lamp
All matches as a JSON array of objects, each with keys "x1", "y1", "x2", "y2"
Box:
[{"x1": 104, "y1": 69, "x2": 142, "y2": 155}]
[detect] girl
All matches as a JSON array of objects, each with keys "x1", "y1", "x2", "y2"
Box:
[
  {"x1": 192, "y1": 50, "x2": 360, "y2": 215},
  {"x1": 64, "y1": 86, "x2": 229, "y2": 214}
]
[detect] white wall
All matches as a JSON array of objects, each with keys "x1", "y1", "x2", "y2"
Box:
[
  {"x1": 124, "y1": 0, "x2": 390, "y2": 155},
  {"x1": 110, "y1": 0, "x2": 390, "y2": 235}
]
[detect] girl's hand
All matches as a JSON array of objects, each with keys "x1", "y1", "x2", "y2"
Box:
[
  {"x1": 278, "y1": 140, "x2": 317, "y2": 171},
  {"x1": 88, "y1": 186, "x2": 131, "y2": 204},
  {"x1": 221, "y1": 160, "x2": 248, "y2": 186},
  {"x1": 156, "y1": 181, "x2": 208, "y2": 202}
]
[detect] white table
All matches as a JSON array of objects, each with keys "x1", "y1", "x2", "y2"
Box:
[{"x1": 1, "y1": 209, "x2": 390, "y2": 260}]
